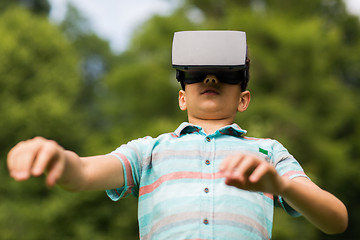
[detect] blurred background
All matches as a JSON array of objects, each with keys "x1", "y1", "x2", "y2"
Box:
[{"x1": 0, "y1": 0, "x2": 359, "y2": 239}]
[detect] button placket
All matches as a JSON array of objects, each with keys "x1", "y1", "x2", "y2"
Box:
[{"x1": 200, "y1": 134, "x2": 214, "y2": 237}]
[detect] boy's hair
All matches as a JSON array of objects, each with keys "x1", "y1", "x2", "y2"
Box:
[{"x1": 178, "y1": 56, "x2": 250, "y2": 91}]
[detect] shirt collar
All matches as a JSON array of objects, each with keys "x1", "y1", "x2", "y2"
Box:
[{"x1": 174, "y1": 122, "x2": 247, "y2": 137}]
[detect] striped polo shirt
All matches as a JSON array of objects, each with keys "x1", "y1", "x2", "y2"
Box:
[{"x1": 107, "y1": 122, "x2": 308, "y2": 240}]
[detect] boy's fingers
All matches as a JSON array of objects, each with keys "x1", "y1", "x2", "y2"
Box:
[
  {"x1": 7, "y1": 144, "x2": 19, "y2": 175},
  {"x1": 7, "y1": 136, "x2": 67, "y2": 188},
  {"x1": 8, "y1": 140, "x2": 42, "y2": 180},
  {"x1": 220, "y1": 154, "x2": 244, "y2": 174},
  {"x1": 219, "y1": 156, "x2": 231, "y2": 172},
  {"x1": 220, "y1": 154, "x2": 239, "y2": 171},
  {"x1": 249, "y1": 162, "x2": 269, "y2": 183},
  {"x1": 46, "y1": 155, "x2": 65, "y2": 187},
  {"x1": 232, "y1": 156, "x2": 258, "y2": 180},
  {"x1": 31, "y1": 140, "x2": 61, "y2": 176}
]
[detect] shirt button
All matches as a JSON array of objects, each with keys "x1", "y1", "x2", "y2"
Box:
[
  {"x1": 205, "y1": 160, "x2": 210, "y2": 165},
  {"x1": 204, "y1": 188, "x2": 209, "y2": 193},
  {"x1": 203, "y1": 219, "x2": 209, "y2": 225},
  {"x1": 205, "y1": 137, "x2": 211, "y2": 142}
]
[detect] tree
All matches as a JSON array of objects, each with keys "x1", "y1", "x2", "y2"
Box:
[
  {"x1": 0, "y1": 7, "x2": 85, "y2": 151},
  {"x1": 0, "y1": 7, "x2": 88, "y2": 239},
  {"x1": 0, "y1": 5, "x2": 141, "y2": 240},
  {"x1": 59, "y1": 3, "x2": 129, "y2": 140},
  {"x1": 0, "y1": 0, "x2": 50, "y2": 15}
]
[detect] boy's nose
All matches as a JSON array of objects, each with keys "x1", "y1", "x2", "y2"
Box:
[{"x1": 203, "y1": 74, "x2": 219, "y2": 85}]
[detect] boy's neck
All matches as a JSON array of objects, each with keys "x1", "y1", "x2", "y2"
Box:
[{"x1": 188, "y1": 117, "x2": 235, "y2": 135}]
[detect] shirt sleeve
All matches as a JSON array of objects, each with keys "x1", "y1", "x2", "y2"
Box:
[
  {"x1": 272, "y1": 140, "x2": 309, "y2": 217},
  {"x1": 106, "y1": 137, "x2": 153, "y2": 201}
]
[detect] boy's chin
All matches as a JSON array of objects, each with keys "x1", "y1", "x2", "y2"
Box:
[{"x1": 193, "y1": 112, "x2": 233, "y2": 121}]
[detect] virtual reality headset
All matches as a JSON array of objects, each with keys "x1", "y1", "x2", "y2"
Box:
[{"x1": 172, "y1": 30, "x2": 249, "y2": 89}]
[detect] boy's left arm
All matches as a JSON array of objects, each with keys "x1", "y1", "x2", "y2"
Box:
[{"x1": 220, "y1": 153, "x2": 348, "y2": 234}]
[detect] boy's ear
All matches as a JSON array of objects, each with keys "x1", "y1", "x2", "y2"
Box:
[
  {"x1": 179, "y1": 90, "x2": 187, "y2": 111},
  {"x1": 237, "y1": 90, "x2": 251, "y2": 112}
]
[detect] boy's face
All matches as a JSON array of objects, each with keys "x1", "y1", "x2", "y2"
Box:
[{"x1": 178, "y1": 74, "x2": 250, "y2": 122}]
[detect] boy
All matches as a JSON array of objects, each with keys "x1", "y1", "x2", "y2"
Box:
[{"x1": 7, "y1": 31, "x2": 347, "y2": 239}]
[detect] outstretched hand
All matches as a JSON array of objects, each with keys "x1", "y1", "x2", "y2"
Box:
[
  {"x1": 7, "y1": 137, "x2": 67, "y2": 187},
  {"x1": 219, "y1": 153, "x2": 288, "y2": 195}
]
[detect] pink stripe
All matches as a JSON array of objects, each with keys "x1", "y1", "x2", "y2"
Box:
[
  {"x1": 170, "y1": 133, "x2": 178, "y2": 138},
  {"x1": 139, "y1": 171, "x2": 225, "y2": 197},
  {"x1": 113, "y1": 152, "x2": 134, "y2": 196},
  {"x1": 234, "y1": 123, "x2": 241, "y2": 129},
  {"x1": 282, "y1": 170, "x2": 306, "y2": 179},
  {"x1": 263, "y1": 193, "x2": 273, "y2": 200},
  {"x1": 114, "y1": 188, "x2": 120, "y2": 196},
  {"x1": 242, "y1": 136, "x2": 260, "y2": 141},
  {"x1": 241, "y1": 136, "x2": 272, "y2": 141},
  {"x1": 216, "y1": 212, "x2": 270, "y2": 239},
  {"x1": 142, "y1": 212, "x2": 199, "y2": 240},
  {"x1": 143, "y1": 211, "x2": 269, "y2": 240}
]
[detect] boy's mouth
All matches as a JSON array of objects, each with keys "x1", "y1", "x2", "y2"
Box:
[{"x1": 201, "y1": 88, "x2": 220, "y2": 95}]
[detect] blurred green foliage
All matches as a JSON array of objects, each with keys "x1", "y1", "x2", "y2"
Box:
[{"x1": 0, "y1": 0, "x2": 359, "y2": 239}]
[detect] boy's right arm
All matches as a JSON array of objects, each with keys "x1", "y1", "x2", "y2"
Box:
[{"x1": 7, "y1": 137, "x2": 124, "y2": 192}]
